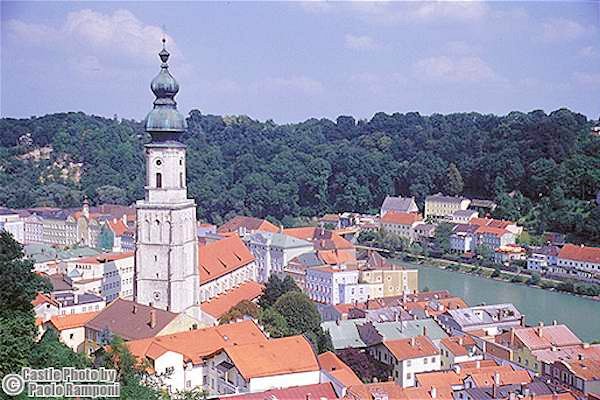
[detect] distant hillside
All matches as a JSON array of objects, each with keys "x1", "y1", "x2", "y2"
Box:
[{"x1": 1, "y1": 109, "x2": 599, "y2": 243}]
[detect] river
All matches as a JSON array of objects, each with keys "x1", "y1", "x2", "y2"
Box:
[{"x1": 408, "y1": 263, "x2": 600, "y2": 342}]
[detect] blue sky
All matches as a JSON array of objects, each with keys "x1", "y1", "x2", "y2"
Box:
[{"x1": 1, "y1": 1, "x2": 599, "y2": 123}]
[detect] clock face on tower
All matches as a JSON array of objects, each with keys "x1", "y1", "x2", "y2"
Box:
[{"x1": 153, "y1": 291, "x2": 161, "y2": 301}]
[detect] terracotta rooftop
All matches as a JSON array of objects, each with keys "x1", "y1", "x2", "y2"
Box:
[
  {"x1": 513, "y1": 324, "x2": 582, "y2": 351},
  {"x1": 559, "y1": 243, "x2": 600, "y2": 264},
  {"x1": 48, "y1": 311, "x2": 99, "y2": 331},
  {"x1": 346, "y1": 382, "x2": 453, "y2": 400},
  {"x1": 381, "y1": 211, "x2": 422, "y2": 225},
  {"x1": 217, "y1": 215, "x2": 279, "y2": 234},
  {"x1": 224, "y1": 335, "x2": 319, "y2": 380},
  {"x1": 127, "y1": 320, "x2": 267, "y2": 365},
  {"x1": 218, "y1": 383, "x2": 337, "y2": 400},
  {"x1": 560, "y1": 357, "x2": 600, "y2": 381},
  {"x1": 85, "y1": 298, "x2": 179, "y2": 341},
  {"x1": 467, "y1": 369, "x2": 532, "y2": 387},
  {"x1": 106, "y1": 219, "x2": 128, "y2": 236},
  {"x1": 200, "y1": 281, "x2": 264, "y2": 319},
  {"x1": 284, "y1": 226, "x2": 354, "y2": 250},
  {"x1": 383, "y1": 335, "x2": 439, "y2": 361},
  {"x1": 475, "y1": 225, "x2": 509, "y2": 236},
  {"x1": 32, "y1": 292, "x2": 58, "y2": 307},
  {"x1": 440, "y1": 335, "x2": 477, "y2": 356},
  {"x1": 318, "y1": 351, "x2": 362, "y2": 386},
  {"x1": 198, "y1": 236, "x2": 255, "y2": 283}
]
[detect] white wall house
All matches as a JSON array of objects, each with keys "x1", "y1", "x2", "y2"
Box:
[
  {"x1": 305, "y1": 267, "x2": 360, "y2": 305},
  {"x1": 556, "y1": 244, "x2": 600, "y2": 278},
  {"x1": 370, "y1": 336, "x2": 441, "y2": 387},
  {"x1": 246, "y1": 231, "x2": 313, "y2": 283}
]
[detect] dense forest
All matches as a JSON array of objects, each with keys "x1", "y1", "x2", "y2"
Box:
[{"x1": 1, "y1": 109, "x2": 599, "y2": 244}]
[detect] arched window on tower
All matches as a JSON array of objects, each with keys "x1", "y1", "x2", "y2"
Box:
[
  {"x1": 156, "y1": 173, "x2": 162, "y2": 188},
  {"x1": 180, "y1": 172, "x2": 183, "y2": 188}
]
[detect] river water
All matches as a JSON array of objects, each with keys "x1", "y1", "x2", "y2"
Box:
[{"x1": 409, "y1": 263, "x2": 600, "y2": 342}]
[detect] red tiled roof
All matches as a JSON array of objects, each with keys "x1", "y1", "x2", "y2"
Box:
[
  {"x1": 48, "y1": 311, "x2": 99, "y2": 330},
  {"x1": 217, "y1": 216, "x2": 279, "y2": 234},
  {"x1": 559, "y1": 243, "x2": 600, "y2": 264},
  {"x1": 513, "y1": 324, "x2": 582, "y2": 351},
  {"x1": 198, "y1": 236, "x2": 255, "y2": 283},
  {"x1": 219, "y1": 383, "x2": 337, "y2": 400},
  {"x1": 383, "y1": 336, "x2": 439, "y2": 361},
  {"x1": 381, "y1": 211, "x2": 422, "y2": 225},
  {"x1": 284, "y1": 227, "x2": 354, "y2": 250},
  {"x1": 318, "y1": 351, "x2": 362, "y2": 386},
  {"x1": 224, "y1": 335, "x2": 319, "y2": 380},
  {"x1": 127, "y1": 320, "x2": 267, "y2": 364},
  {"x1": 32, "y1": 292, "x2": 58, "y2": 307},
  {"x1": 200, "y1": 281, "x2": 264, "y2": 319},
  {"x1": 76, "y1": 252, "x2": 134, "y2": 264},
  {"x1": 467, "y1": 369, "x2": 532, "y2": 387},
  {"x1": 475, "y1": 225, "x2": 508, "y2": 236},
  {"x1": 107, "y1": 219, "x2": 128, "y2": 236},
  {"x1": 440, "y1": 335, "x2": 477, "y2": 356}
]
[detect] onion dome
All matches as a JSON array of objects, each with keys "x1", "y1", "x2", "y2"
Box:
[{"x1": 145, "y1": 38, "x2": 187, "y2": 141}]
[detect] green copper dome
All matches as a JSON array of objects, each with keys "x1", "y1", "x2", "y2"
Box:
[{"x1": 145, "y1": 39, "x2": 187, "y2": 141}]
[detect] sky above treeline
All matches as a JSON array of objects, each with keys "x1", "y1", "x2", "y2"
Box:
[{"x1": 1, "y1": 1, "x2": 599, "y2": 123}]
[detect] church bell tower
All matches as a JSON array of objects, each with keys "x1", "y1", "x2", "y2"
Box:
[{"x1": 134, "y1": 39, "x2": 201, "y2": 319}]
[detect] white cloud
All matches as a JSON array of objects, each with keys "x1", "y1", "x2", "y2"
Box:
[
  {"x1": 7, "y1": 9, "x2": 180, "y2": 66},
  {"x1": 414, "y1": 55, "x2": 498, "y2": 83},
  {"x1": 344, "y1": 34, "x2": 380, "y2": 51},
  {"x1": 574, "y1": 72, "x2": 600, "y2": 87},
  {"x1": 299, "y1": 0, "x2": 333, "y2": 14},
  {"x1": 446, "y1": 41, "x2": 478, "y2": 56},
  {"x1": 539, "y1": 18, "x2": 589, "y2": 43},
  {"x1": 258, "y1": 76, "x2": 324, "y2": 95}
]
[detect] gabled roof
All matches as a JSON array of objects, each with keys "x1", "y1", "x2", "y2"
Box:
[
  {"x1": 85, "y1": 298, "x2": 179, "y2": 340},
  {"x1": 201, "y1": 281, "x2": 264, "y2": 319},
  {"x1": 513, "y1": 324, "x2": 582, "y2": 351},
  {"x1": 426, "y1": 193, "x2": 469, "y2": 203},
  {"x1": 559, "y1": 243, "x2": 600, "y2": 264},
  {"x1": 224, "y1": 335, "x2": 319, "y2": 380},
  {"x1": 284, "y1": 227, "x2": 354, "y2": 250},
  {"x1": 217, "y1": 216, "x2": 279, "y2": 234},
  {"x1": 106, "y1": 219, "x2": 128, "y2": 236},
  {"x1": 383, "y1": 335, "x2": 439, "y2": 361},
  {"x1": 48, "y1": 311, "x2": 99, "y2": 330},
  {"x1": 381, "y1": 211, "x2": 422, "y2": 225},
  {"x1": 467, "y1": 369, "x2": 531, "y2": 387},
  {"x1": 218, "y1": 383, "x2": 337, "y2": 400},
  {"x1": 127, "y1": 320, "x2": 267, "y2": 365},
  {"x1": 440, "y1": 335, "x2": 477, "y2": 356},
  {"x1": 198, "y1": 236, "x2": 255, "y2": 284},
  {"x1": 381, "y1": 196, "x2": 417, "y2": 213},
  {"x1": 318, "y1": 351, "x2": 362, "y2": 386},
  {"x1": 32, "y1": 292, "x2": 59, "y2": 307}
]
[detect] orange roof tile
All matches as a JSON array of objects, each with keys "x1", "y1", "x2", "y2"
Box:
[
  {"x1": 32, "y1": 292, "x2": 58, "y2": 307},
  {"x1": 49, "y1": 311, "x2": 99, "y2": 330},
  {"x1": 383, "y1": 336, "x2": 439, "y2": 361},
  {"x1": 475, "y1": 226, "x2": 509, "y2": 236},
  {"x1": 224, "y1": 335, "x2": 319, "y2": 380},
  {"x1": 318, "y1": 351, "x2": 362, "y2": 386},
  {"x1": 284, "y1": 227, "x2": 354, "y2": 250},
  {"x1": 319, "y1": 249, "x2": 357, "y2": 265},
  {"x1": 198, "y1": 236, "x2": 255, "y2": 283},
  {"x1": 219, "y1": 383, "x2": 338, "y2": 400},
  {"x1": 513, "y1": 324, "x2": 582, "y2": 351},
  {"x1": 559, "y1": 243, "x2": 600, "y2": 264},
  {"x1": 561, "y1": 357, "x2": 600, "y2": 381},
  {"x1": 381, "y1": 211, "x2": 422, "y2": 225},
  {"x1": 127, "y1": 320, "x2": 267, "y2": 364},
  {"x1": 440, "y1": 335, "x2": 477, "y2": 356},
  {"x1": 200, "y1": 281, "x2": 264, "y2": 319},
  {"x1": 467, "y1": 369, "x2": 532, "y2": 387},
  {"x1": 107, "y1": 219, "x2": 128, "y2": 236},
  {"x1": 76, "y1": 252, "x2": 134, "y2": 264}
]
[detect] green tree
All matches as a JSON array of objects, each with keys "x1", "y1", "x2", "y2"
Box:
[
  {"x1": 258, "y1": 308, "x2": 290, "y2": 338},
  {"x1": 445, "y1": 163, "x2": 464, "y2": 195},
  {"x1": 218, "y1": 300, "x2": 260, "y2": 324},
  {"x1": 30, "y1": 329, "x2": 90, "y2": 369},
  {"x1": 434, "y1": 223, "x2": 454, "y2": 253},
  {"x1": 0, "y1": 231, "x2": 50, "y2": 375},
  {"x1": 258, "y1": 275, "x2": 300, "y2": 308}
]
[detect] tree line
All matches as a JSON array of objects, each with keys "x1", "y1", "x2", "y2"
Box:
[{"x1": 1, "y1": 108, "x2": 599, "y2": 244}]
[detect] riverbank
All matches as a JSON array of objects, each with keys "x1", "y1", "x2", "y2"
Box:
[
  {"x1": 394, "y1": 253, "x2": 600, "y2": 302},
  {"x1": 403, "y1": 262, "x2": 600, "y2": 342}
]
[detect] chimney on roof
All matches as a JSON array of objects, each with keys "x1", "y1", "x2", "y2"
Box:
[
  {"x1": 583, "y1": 342, "x2": 590, "y2": 349},
  {"x1": 476, "y1": 360, "x2": 481, "y2": 369},
  {"x1": 430, "y1": 387, "x2": 437, "y2": 399},
  {"x1": 537, "y1": 321, "x2": 544, "y2": 338},
  {"x1": 423, "y1": 326, "x2": 427, "y2": 337},
  {"x1": 149, "y1": 310, "x2": 156, "y2": 329},
  {"x1": 578, "y1": 354, "x2": 584, "y2": 361},
  {"x1": 411, "y1": 337, "x2": 416, "y2": 347},
  {"x1": 454, "y1": 364, "x2": 461, "y2": 374},
  {"x1": 494, "y1": 372, "x2": 501, "y2": 386},
  {"x1": 132, "y1": 304, "x2": 137, "y2": 314},
  {"x1": 458, "y1": 337, "x2": 464, "y2": 346},
  {"x1": 552, "y1": 320, "x2": 557, "y2": 326}
]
